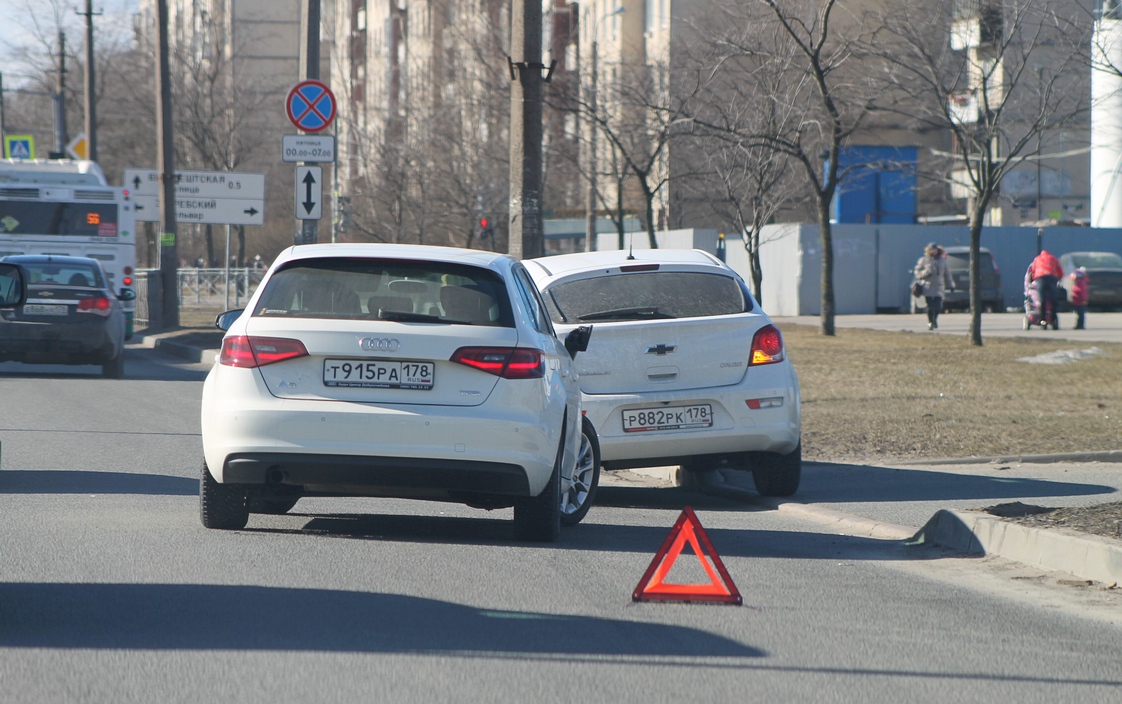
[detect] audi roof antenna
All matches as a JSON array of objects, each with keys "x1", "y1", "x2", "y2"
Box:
[{"x1": 627, "y1": 237, "x2": 635, "y2": 260}]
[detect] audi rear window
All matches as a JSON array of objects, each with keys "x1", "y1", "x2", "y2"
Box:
[
  {"x1": 542, "y1": 271, "x2": 751, "y2": 323},
  {"x1": 253, "y1": 257, "x2": 515, "y2": 327}
]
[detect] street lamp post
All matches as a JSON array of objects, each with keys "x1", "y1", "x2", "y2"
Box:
[{"x1": 584, "y1": 6, "x2": 624, "y2": 253}]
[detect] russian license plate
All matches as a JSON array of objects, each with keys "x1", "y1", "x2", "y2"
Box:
[
  {"x1": 323, "y1": 359, "x2": 434, "y2": 390},
  {"x1": 23, "y1": 304, "x2": 67, "y2": 316},
  {"x1": 622, "y1": 404, "x2": 713, "y2": 433}
]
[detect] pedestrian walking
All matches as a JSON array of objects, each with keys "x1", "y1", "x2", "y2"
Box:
[
  {"x1": 1029, "y1": 249, "x2": 1064, "y2": 330},
  {"x1": 913, "y1": 242, "x2": 955, "y2": 330},
  {"x1": 1069, "y1": 266, "x2": 1090, "y2": 329}
]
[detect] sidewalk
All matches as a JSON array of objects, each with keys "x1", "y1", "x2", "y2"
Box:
[
  {"x1": 136, "y1": 322, "x2": 1122, "y2": 586},
  {"x1": 772, "y1": 311, "x2": 1122, "y2": 344}
]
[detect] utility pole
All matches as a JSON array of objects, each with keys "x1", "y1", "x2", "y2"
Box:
[
  {"x1": 156, "y1": 0, "x2": 179, "y2": 328},
  {"x1": 79, "y1": 0, "x2": 101, "y2": 162},
  {"x1": 296, "y1": 0, "x2": 321, "y2": 245},
  {"x1": 0, "y1": 72, "x2": 6, "y2": 148},
  {"x1": 508, "y1": 0, "x2": 545, "y2": 259},
  {"x1": 54, "y1": 31, "x2": 69, "y2": 158}
]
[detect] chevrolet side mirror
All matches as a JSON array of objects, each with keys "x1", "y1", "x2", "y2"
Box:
[{"x1": 564, "y1": 325, "x2": 593, "y2": 359}]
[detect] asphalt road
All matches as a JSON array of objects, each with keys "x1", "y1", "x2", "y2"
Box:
[{"x1": 1, "y1": 346, "x2": 1121, "y2": 703}]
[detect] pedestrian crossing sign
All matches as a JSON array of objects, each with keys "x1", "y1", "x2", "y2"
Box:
[{"x1": 3, "y1": 135, "x2": 35, "y2": 159}]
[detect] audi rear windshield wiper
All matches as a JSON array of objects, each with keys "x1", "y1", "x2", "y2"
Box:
[
  {"x1": 377, "y1": 310, "x2": 451, "y2": 324},
  {"x1": 578, "y1": 306, "x2": 675, "y2": 321}
]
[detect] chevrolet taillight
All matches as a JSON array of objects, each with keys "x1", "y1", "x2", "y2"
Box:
[
  {"x1": 76, "y1": 296, "x2": 112, "y2": 317},
  {"x1": 749, "y1": 324, "x2": 784, "y2": 365}
]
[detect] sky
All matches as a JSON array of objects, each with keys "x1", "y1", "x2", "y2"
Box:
[{"x1": 0, "y1": 0, "x2": 139, "y2": 86}]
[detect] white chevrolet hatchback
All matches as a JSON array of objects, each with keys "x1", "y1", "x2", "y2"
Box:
[
  {"x1": 526, "y1": 249, "x2": 801, "y2": 496},
  {"x1": 200, "y1": 244, "x2": 597, "y2": 541}
]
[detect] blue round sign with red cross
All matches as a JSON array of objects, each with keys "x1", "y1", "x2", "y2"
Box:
[{"x1": 286, "y1": 80, "x2": 337, "y2": 133}]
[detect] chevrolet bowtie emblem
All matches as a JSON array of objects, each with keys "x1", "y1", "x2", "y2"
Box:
[{"x1": 645, "y1": 344, "x2": 676, "y2": 355}]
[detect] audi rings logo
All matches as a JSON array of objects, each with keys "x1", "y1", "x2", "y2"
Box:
[{"x1": 359, "y1": 337, "x2": 400, "y2": 352}]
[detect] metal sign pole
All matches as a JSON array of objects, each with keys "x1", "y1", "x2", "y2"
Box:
[{"x1": 224, "y1": 224, "x2": 232, "y2": 310}]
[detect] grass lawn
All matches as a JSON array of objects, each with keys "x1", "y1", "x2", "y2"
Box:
[{"x1": 780, "y1": 324, "x2": 1122, "y2": 463}]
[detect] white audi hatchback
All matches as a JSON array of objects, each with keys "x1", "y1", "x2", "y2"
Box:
[
  {"x1": 526, "y1": 249, "x2": 802, "y2": 496},
  {"x1": 200, "y1": 243, "x2": 597, "y2": 541}
]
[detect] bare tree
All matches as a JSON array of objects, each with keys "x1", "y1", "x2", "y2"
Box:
[
  {"x1": 873, "y1": 0, "x2": 1090, "y2": 346},
  {"x1": 696, "y1": 0, "x2": 889, "y2": 336}
]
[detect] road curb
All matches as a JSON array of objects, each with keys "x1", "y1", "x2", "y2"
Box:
[
  {"x1": 915, "y1": 509, "x2": 1122, "y2": 585},
  {"x1": 152, "y1": 338, "x2": 218, "y2": 364},
  {"x1": 898, "y1": 450, "x2": 1122, "y2": 466},
  {"x1": 698, "y1": 469, "x2": 1122, "y2": 584}
]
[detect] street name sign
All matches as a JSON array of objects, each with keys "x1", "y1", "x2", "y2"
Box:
[
  {"x1": 295, "y1": 166, "x2": 323, "y2": 220},
  {"x1": 282, "y1": 134, "x2": 335, "y2": 163},
  {"x1": 124, "y1": 168, "x2": 265, "y2": 226},
  {"x1": 132, "y1": 195, "x2": 264, "y2": 226}
]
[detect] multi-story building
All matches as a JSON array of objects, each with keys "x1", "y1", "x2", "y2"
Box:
[
  {"x1": 135, "y1": 0, "x2": 302, "y2": 261},
  {"x1": 326, "y1": 0, "x2": 1099, "y2": 249}
]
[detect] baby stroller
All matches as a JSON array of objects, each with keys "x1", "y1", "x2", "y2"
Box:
[{"x1": 1022, "y1": 265, "x2": 1058, "y2": 330}]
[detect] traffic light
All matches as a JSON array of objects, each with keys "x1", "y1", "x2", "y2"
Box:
[{"x1": 479, "y1": 218, "x2": 494, "y2": 240}]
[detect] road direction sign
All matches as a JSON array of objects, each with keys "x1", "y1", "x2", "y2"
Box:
[
  {"x1": 282, "y1": 134, "x2": 335, "y2": 163},
  {"x1": 125, "y1": 168, "x2": 265, "y2": 225},
  {"x1": 132, "y1": 195, "x2": 264, "y2": 226},
  {"x1": 4, "y1": 135, "x2": 34, "y2": 159},
  {"x1": 295, "y1": 166, "x2": 323, "y2": 220},
  {"x1": 286, "y1": 80, "x2": 336, "y2": 133},
  {"x1": 123, "y1": 168, "x2": 265, "y2": 201}
]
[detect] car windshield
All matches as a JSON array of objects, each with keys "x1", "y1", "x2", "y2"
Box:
[
  {"x1": 945, "y1": 252, "x2": 995, "y2": 273},
  {"x1": 1069, "y1": 253, "x2": 1122, "y2": 269},
  {"x1": 23, "y1": 261, "x2": 104, "y2": 288},
  {"x1": 542, "y1": 271, "x2": 750, "y2": 323},
  {"x1": 253, "y1": 257, "x2": 515, "y2": 327}
]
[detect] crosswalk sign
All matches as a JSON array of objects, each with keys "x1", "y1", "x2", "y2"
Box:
[{"x1": 4, "y1": 135, "x2": 35, "y2": 159}]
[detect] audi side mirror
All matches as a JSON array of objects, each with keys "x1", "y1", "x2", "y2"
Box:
[
  {"x1": 215, "y1": 309, "x2": 244, "y2": 331},
  {"x1": 564, "y1": 325, "x2": 593, "y2": 359},
  {"x1": 0, "y1": 263, "x2": 26, "y2": 308}
]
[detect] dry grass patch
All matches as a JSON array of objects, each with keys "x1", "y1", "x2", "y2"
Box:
[{"x1": 780, "y1": 324, "x2": 1122, "y2": 463}]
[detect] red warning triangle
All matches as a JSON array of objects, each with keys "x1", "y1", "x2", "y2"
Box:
[{"x1": 632, "y1": 506, "x2": 742, "y2": 605}]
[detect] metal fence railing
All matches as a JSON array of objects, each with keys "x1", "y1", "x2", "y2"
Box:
[{"x1": 134, "y1": 268, "x2": 264, "y2": 330}]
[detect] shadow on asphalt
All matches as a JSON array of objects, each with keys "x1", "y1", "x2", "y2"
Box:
[
  {"x1": 0, "y1": 349, "x2": 209, "y2": 383},
  {"x1": 0, "y1": 470, "x2": 198, "y2": 495},
  {"x1": 246, "y1": 510, "x2": 928, "y2": 563},
  {"x1": 0, "y1": 582, "x2": 764, "y2": 658},
  {"x1": 794, "y1": 461, "x2": 1117, "y2": 503}
]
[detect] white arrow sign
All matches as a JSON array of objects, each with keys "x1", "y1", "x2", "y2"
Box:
[
  {"x1": 295, "y1": 166, "x2": 322, "y2": 220},
  {"x1": 123, "y1": 168, "x2": 265, "y2": 201},
  {"x1": 132, "y1": 195, "x2": 265, "y2": 226}
]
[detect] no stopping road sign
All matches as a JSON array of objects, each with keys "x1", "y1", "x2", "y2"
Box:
[{"x1": 286, "y1": 80, "x2": 337, "y2": 133}]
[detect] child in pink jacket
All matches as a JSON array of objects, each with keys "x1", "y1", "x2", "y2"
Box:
[{"x1": 1069, "y1": 267, "x2": 1089, "y2": 329}]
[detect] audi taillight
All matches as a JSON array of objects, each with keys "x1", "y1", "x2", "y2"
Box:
[
  {"x1": 220, "y1": 336, "x2": 309, "y2": 368},
  {"x1": 76, "y1": 296, "x2": 112, "y2": 317},
  {"x1": 749, "y1": 324, "x2": 784, "y2": 365},
  {"x1": 450, "y1": 347, "x2": 545, "y2": 379}
]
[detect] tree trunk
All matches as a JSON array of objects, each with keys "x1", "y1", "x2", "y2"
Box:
[
  {"x1": 818, "y1": 198, "x2": 835, "y2": 336},
  {"x1": 968, "y1": 209, "x2": 985, "y2": 347},
  {"x1": 645, "y1": 186, "x2": 658, "y2": 249}
]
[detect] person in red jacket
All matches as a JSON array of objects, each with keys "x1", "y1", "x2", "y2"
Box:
[
  {"x1": 1069, "y1": 266, "x2": 1090, "y2": 329},
  {"x1": 1029, "y1": 250, "x2": 1064, "y2": 329}
]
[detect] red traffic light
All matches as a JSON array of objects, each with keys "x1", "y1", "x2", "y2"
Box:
[{"x1": 480, "y1": 218, "x2": 490, "y2": 229}]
